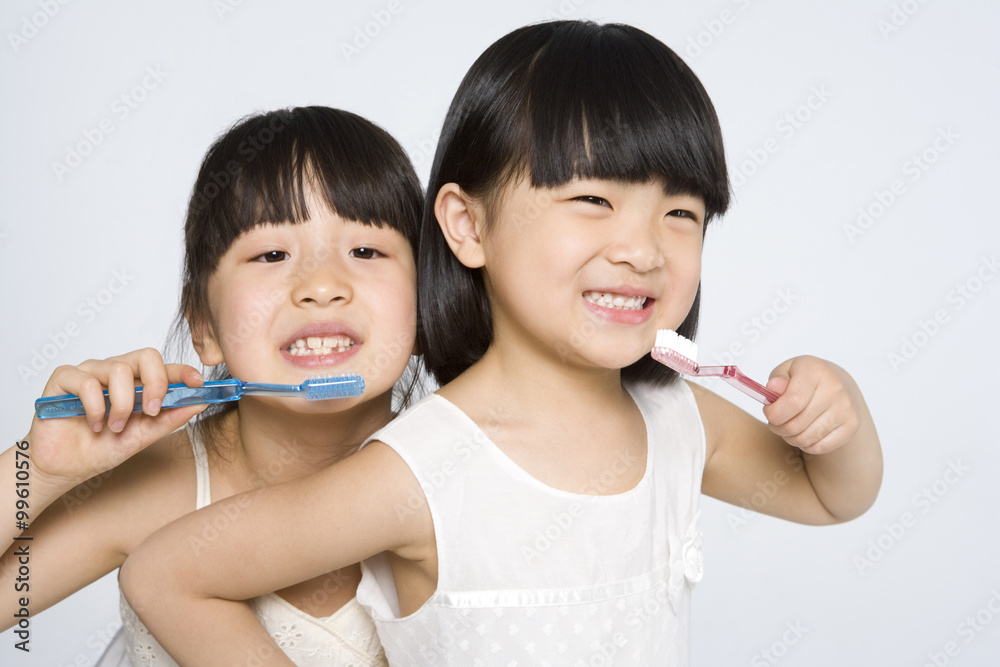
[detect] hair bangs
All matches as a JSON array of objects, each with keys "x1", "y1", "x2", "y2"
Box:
[
  {"x1": 518, "y1": 22, "x2": 730, "y2": 220},
  {"x1": 293, "y1": 109, "x2": 422, "y2": 248},
  {"x1": 188, "y1": 108, "x2": 421, "y2": 279}
]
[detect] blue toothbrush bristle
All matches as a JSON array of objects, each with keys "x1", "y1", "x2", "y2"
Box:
[{"x1": 304, "y1": 375, "x2": 365, "y2": 400}]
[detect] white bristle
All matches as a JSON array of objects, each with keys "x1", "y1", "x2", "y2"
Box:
[{"x1": 653, "y1": 329, "x2": 698, "y2": 363}]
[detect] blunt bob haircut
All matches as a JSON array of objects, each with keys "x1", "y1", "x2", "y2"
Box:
[
  {"x1": 171, "y1": 106, "x2": 423, "y2": 447},
  {"x1": 419, "y1": 21, "x2": 731, "y2": 386}
]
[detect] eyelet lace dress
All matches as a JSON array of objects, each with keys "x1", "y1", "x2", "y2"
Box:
[
  {"x1": 356, "y1": 380, "x2": 706, "y2": 666},
  {"x1": 95, "y1": 426, "x2": 387, "y2": 666}
]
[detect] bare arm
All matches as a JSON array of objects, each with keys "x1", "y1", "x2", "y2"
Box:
[
  {"x1": 1, "y1": 350, "x2": 204, "y2": 628},
  {"x1": 0, "y1": 431, "x2": 199, "y2": 628},
  {"x1": 698, "y1": 355, "x2": 882, "y2": 524},
  {"x1": 120, "y1": 441, "x2": 433, "y2": 666}
]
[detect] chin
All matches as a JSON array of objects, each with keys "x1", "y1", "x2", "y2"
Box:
[
  {"x1": 573, "y1": 348, "x2": 646, "y2": 373},
  {"x1": 249, "y1": 394, "x2": 359, "y2": 415}
]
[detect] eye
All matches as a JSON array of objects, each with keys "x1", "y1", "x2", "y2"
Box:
[
  {"x1": 350, "y1": 247, "x2": 384, "y2": 260},
  {"x1": 572, "y1": 195, "x2": 612, "y2": 208},
  {"x1": 252, "y1": 250, "x2": 289, "y2": 263},
  {"x1": 667, "y1": 209, "x2": 700, "y2": 222}
]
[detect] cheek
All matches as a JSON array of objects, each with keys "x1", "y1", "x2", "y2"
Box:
[
  {"x1": 673, "y1": 231, "x2": 702, "y2": 279},
  {"x1": 362, "y1": 297, "x2": 418, "y2": 390},
  {"x1": 210, "y1": 281, "x2": 277, "y2": 352},
  {"x1": 681, "y1": 253, "x2": 702, "y2": 297},
  {"x1": 486, "y1": 226, "x2": 580, "y2": 301},
  {"x1": 396, "y1": 267, "x2": 419, "y2": 329},
  {"x1": 662, "y1": 245, "x2": 703, "y2": 322},
  {"x1": 369, "y1": 272, "x2": 418, "y2": 349}
]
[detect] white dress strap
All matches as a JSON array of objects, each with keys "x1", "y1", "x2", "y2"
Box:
[{"x1": 187, "y1": 425, "x2": 212, "y2": 508}]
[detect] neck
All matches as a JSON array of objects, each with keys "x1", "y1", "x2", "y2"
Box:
[
  {"x1": 443, "y1": 333, "x2": 631, "y2": 425},
  {"x1": 216, "y1": 392, "x2": 394, "y2": 489}
]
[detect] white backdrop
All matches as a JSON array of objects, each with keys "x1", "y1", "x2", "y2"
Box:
[{"x1": 2, "y1": 1, "x2": 998, "y2": 665}]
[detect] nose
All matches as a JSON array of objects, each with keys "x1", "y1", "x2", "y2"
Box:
[
  {"x1": 605, "y1": 217, "x2": 665, "y2": 273},
  {"x1": 290, "y1": 253, "x2": 352, "y2": 307}
]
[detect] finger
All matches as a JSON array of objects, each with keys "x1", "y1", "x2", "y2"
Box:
[
  {"x1": 44, "y1": 365, "x2": 114, "y2": 432},
  {"x1": 765, "y1": 375, "x2": 789, "y2": 397},
  {"x1": 159, "y1": 403, "x2": 208, "y2": 432},
  {"x1": 40, "y1": 364, "x2": 91, "y2": 397},
  {"x1": 768, "y1": 358, "x2": 794, "y2": 383},
  {"x1": 762, "y1": 359, "x2": 801, "y2": 425},
  {"x1": 763, "y1": 374, "x2": 817, "y2": 428},
  {"x1": 779, "y1": 405, "x2": 843, "y2": 450},
  {"x1": 42, "y1": 364, "x2": 89, "y2": 397},
  {"x1": 74, "y1": 357, "x2": 110, "y2": 376},
  {"x1": 106, "y1": 361, "x2": 139, "y2": 433},
  {"x1": 797, "y1": 420, "x2": 854, "y2": 455},
  {"x1": 134, "y1": 349, "x2": 169, "y2": 416},
  {"x1": 74, "y1": 373, "x2": 113, "y2": 433},
  {"x1": 152, "y1": 363, "x2": 204, "y2": 416},
  {"x1": 82, "y1": 348, "x2": 162, "y2": 383},
  {"x1": 165, "y1": 363, "x2": 204, "y2": 388},
  {"x1": 768, "y1": 383, "x2": 830, "y2": 439}
]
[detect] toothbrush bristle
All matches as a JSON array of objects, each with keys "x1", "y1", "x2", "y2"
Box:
[
  {"x1": 651, "y1": 329, "x2": 699, "y2": 374},
  {"x1": 304, "y1": 375, "x2": 365, "y2": 400}
]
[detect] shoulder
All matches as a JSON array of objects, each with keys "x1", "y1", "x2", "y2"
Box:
[
  {"x1": 364, "y1": 392, "x2": 463, "y2": 462},
  {"x1": 62, "y1": 427, "x2": 200, "y2": 553},
  {"x1": 311, "y1": 439, "x2": 435, "y2": 562},
  {"x1": 63, "y1": 426, "x2": 196, "y2": 506},
  {"x1": 626, "y1": 378, "x2": 704, "y2": 441},
  {"x1": 369, "y1": 392, "x2": 446, "y2": 436},
  {"x1": 626, "y1": 376, "x2": 696, "y2": 407}
]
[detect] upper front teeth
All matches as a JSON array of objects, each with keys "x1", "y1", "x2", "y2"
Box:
[
  {"x1": 584, "y1": 291, "x2": 647, "y2": 310},
  {"x1": 288, "y1": 335, "x2": 354, "y2": 356}
]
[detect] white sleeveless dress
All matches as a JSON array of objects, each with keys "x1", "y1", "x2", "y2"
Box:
[
  {"x1": 356, "y1": 380, "x2": 706, "y2": 666},
  {"x1": 97, "y1": 427, "x2": 387, "y2": 666}
]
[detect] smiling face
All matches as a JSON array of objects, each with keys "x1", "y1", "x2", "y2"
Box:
[
  {"x1": 192, "y1": 187, "x2": 417, "y2": 413},
  {"x1": 475, "y1": 177, "x2": 704, "y2": 371}
]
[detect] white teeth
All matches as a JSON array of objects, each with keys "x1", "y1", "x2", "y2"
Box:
[
  {"x1": 287, "y1": 335, "x2": 354, "y2": 356},
  {"x1": 584, "y1": 291, "x2": 647, "y2": 311}
]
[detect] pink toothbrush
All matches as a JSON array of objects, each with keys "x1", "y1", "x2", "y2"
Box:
[{"x1": 651, "y1": 329, "x2": 780, "y2": 404}]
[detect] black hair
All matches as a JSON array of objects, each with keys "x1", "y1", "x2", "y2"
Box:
[
  {"x1": 166, "y1": 106, "x2": 423, "y2": 451},
  {"x1": 418, "y1": 21, "x2": 730, "y2": 386}
]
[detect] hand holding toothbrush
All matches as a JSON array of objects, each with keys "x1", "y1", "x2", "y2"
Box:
[
  {"x1": 653, "y1": 330, "x2": 876, "y2": 457},
  {"x1": 655, "y1": 329, "x2": 882, "y2": 523},
  {"x1": 652, "y1": 329, "x2": 871, "y2": 454},
  {"x1": 762, "y1": 355, "x2": 873, "y2": 457},
  {"x1": 23, "y1": 348, "x2": 207, "y2": 502},
  {"x1": 760, "y1": 355, "x2": 883, "y2": 522}
]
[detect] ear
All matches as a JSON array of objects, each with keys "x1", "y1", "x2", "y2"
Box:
[
  {"x1": 434, "y1": 183, "x2": 485, "y2": 269},
  {"x1": 188, "y1": 310, "x2": 224, "y2": 367}
]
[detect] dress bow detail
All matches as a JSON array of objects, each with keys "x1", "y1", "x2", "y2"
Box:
[{"x1": 667, "y1": 511, "x2": 703, "y2": 611}]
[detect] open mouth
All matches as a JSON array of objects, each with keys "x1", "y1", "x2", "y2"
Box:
[
  {"x1": 286, "y1": 335, "x2": 355, "y2": 357},
  {"x1": 583, "y1": 291, "x2": 649, "y2": 311}
]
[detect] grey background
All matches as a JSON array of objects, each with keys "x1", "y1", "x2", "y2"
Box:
[{"x1": 2, "y1": 1, "x2": 998, "y2": 665}]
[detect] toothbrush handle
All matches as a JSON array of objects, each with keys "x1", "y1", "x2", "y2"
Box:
[
  {"x1": 694, "y1": 365, "x2": 781, "y2": 405},
  {"x1": 34, "y1": 381, "x2": 244, "y2": 419}
]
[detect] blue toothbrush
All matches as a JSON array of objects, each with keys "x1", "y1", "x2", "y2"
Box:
[{"x1": 34, "y1": 375, "x2": 365, "y2": 419}]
